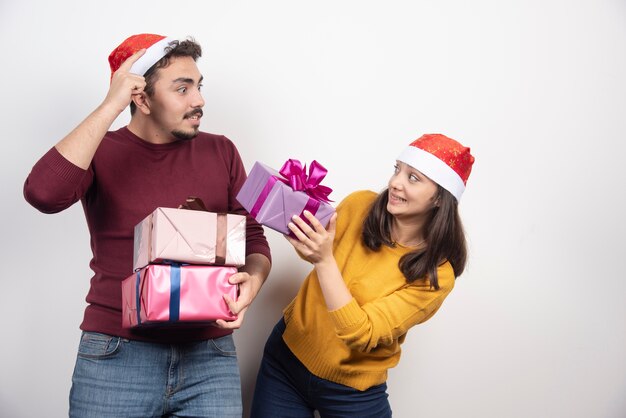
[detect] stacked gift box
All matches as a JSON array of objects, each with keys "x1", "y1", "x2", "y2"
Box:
[{"x1": 121, "y1": 197, "x2": 246, "y2": 328}]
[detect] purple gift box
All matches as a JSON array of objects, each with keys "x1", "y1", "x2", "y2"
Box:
[{"x1": 236, "y1": 160, "x2": 335, "y2": 235}]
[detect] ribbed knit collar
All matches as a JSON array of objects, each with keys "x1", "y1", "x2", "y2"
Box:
[{"x1": 121, "y1": 126, "x2": 191, "y2": 151}]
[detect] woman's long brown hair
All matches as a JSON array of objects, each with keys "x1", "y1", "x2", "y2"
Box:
[{"x1": 361, "y1": 187, "x2": 467, "y2": 289}]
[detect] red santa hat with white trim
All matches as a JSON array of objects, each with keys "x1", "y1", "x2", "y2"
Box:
[
  {"x1": 396, "y1": 133, "x2": 475, "y2": 202},
  {"x1": 108, "y1": 33, "x2": 175, "y2": 80}
]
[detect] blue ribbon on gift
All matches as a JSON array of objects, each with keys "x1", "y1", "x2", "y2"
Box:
[
  {"x1": 135, "y1": 271, "x2": 142, "y2": 326},
  {"x1": 169, "y1": 264, "x2": 181, "y2": 322},
  {"x1": 135, "y1": 264, "x2": 182, "y2": 325}
]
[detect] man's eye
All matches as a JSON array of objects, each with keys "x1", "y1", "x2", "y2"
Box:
[
  {"x1": 177, "y1": 87, "x2": 187, "y2": 93},
  {"x1": 198, "y1": 84, "x2": 203, "y2": 91}
]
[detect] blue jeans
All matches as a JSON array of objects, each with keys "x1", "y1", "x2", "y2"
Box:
[
  {"x1": 250, "y1": 319, "x2": 392, "y2": 418},
  {"x1": 69, "y1": 331, "x2": 242, "y2": 418}
]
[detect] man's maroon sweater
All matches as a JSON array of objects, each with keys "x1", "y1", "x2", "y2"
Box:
[{"x1": 24, "y1": 127, "x2": 271, "y2": 343}]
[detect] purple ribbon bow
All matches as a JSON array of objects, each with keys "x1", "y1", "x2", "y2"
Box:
[{"x1": 278, "y1": 159, "x2": 333, "y2": 203}]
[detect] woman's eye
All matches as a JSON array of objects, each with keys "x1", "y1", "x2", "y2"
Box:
[
  {"x1": 409, "y1": 174, "x2": 418, "y2": 182},
  {"x1": 393, "y1": 164, "x2": 399, "y2": 173}
]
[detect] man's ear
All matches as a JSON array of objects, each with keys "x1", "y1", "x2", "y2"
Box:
[{"x1": 132, "y1": 93, "x2": 151, "y2": 115}]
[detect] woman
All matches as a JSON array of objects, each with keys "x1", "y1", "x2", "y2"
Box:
[{"x1": 251, "y1": 134, "x2": 475, "y2": 417}]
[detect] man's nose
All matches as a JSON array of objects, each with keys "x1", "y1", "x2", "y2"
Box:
[{"x1": 191, "y1": 88, "x2": 205, "y2": 108}]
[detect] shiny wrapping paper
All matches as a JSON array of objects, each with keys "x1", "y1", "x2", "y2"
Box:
[
  {"x1": 236, "y1": 160, "x2": 335, "y2": 235},
  {"x1": 133, "y1": 207, "x2": 246, "y2": 271},
  {"x1": 122, "y1": 264, "x2": 238, "y2": 328}
]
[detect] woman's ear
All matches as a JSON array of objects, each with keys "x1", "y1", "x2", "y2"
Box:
[
  {"x1": 132, "y1": 93, "x2": 151, "y2": 115},
  {"x1": 433, "y1": 188, "x2": 443, "y2": 207}
]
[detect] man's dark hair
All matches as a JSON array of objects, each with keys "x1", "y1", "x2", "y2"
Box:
[{"x1": 130, "y1": 38, "x2": 202, "y2": 115}]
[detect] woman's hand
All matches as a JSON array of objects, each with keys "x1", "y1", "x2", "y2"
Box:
[
  {"x1": 285, "y1": 211, "x2": 337, "y2": 266},
  {"x1": 286, "y1": 211, "x2": 352, "y2": 310}
]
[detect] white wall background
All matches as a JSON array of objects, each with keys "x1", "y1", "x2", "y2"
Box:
[{"x1": 1, "y1": 1, "x2": 625, "y2": 417}]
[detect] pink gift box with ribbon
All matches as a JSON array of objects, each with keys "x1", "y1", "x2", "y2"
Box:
[
  {"x1": 133, "y1": 207, "x2": 246, "y2": 271},
  {"x1": 121, "y1": 264, "x2": 238, "y2": 328},
  {"x1": 236, "y1": 160, "x2": 335, "y2": 235}
]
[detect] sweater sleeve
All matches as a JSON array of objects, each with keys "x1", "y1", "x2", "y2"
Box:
[
  {"x1": 23, "y1": 147, "x2": 93, "y2": 214},
  {"x1": 328, "y1": 261, "x2": 456, "y2": 353},
  {"x1": 224, "y1": 138, "x2": 272, "y2": 263}
]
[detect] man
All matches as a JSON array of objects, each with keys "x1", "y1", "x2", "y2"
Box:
[{"x1": 23, "y1": 34, "x2": 271, "y2": 417}]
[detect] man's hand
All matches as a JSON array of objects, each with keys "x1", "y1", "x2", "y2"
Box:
[
  {"x1": 104, "y1": 49, "x2": 147, "y2": 113},
  {"x1": 214, "y1": 253, "x2": 270, "y2": 330},
  {"x1": 214, "y1": 271, "x2": 262, "y2": 329},
  {"x1": 54, "y1": 48, "x2": 148, "y2": 170}
]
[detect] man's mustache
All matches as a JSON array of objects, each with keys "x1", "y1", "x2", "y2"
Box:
[{"x1": 184, "y1": 109, "x2": 204, "y2": 119}]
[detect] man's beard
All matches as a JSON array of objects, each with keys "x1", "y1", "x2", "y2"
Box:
[
  {"x1": 171, "y1": 128, "x2": 199, "y2": 141},
  {"x1": 173, "y1": 109, "x2": 203, "y2": 140}
]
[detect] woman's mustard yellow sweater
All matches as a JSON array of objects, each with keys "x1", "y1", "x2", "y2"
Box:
[{"x1": 282, "y1": 190, "x2": 456, "y2": 391}]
